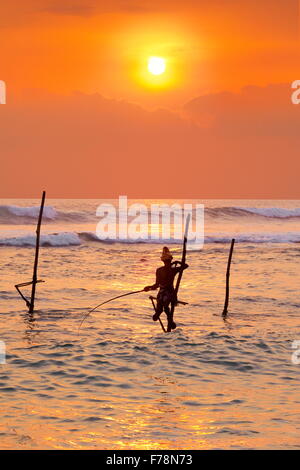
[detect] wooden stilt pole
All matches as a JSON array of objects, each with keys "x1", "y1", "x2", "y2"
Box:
[
  {"x1": 15, "y1": 280, "x2": 44, "y2": 309},
  {"x1": 167, "y1": 214, "x2": 190, "y2": 332},
  {"x1": 222, "y1": 238, "x2": 235, "y2": 317},
  {"x1": 150, "y1": 296, "x2": 166, "y2": 333},
  {"x1": 28, "y1": 191, "x2": 46, "y2": 313}
]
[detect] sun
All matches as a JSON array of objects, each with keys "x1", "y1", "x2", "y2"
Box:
[{"x1": 148, "y1": 56, "x2": 166, "y2": 76}]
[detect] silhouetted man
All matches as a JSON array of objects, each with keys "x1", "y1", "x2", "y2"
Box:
[{"x1": 144, "y1": 247, "x2": 188, "y2": 331}]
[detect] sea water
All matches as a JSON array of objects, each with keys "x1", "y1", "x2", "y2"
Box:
[{"x1": 0, "y1": 199, "x2": 299, "y2": 449}]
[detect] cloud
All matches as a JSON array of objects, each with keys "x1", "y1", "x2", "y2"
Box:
[
  {"x1": 42, "y1": 2, "x2": 96, "y2": 17},
  {"x1": 0, "y1": 84, "x2": 299, "y2": 198},
  {"x1": 0, "y1": 0, "x2": 297, "y2": 30},
  {"x1": 184, "y1": 84, "x2": 300, "y2": 137}
]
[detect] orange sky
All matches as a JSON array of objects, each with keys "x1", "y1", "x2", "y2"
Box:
[{"x1": 0, "y1": 0, "x2": 299, "y2": 197}]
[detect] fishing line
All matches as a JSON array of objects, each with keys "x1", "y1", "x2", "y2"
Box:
[{"x1": 78, "y1": 289, "x2": 145, "y2": 332}]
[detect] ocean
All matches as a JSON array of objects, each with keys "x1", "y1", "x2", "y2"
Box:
[{"x1": 0, "y1": 199, "x2": 299, "y2": 449}]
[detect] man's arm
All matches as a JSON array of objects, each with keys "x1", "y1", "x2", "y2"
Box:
[
  {"x1": 144, "y1": 268, "x2": 160, "y2": 291},
  {"x1": 174, "y1": 262, "x2": 189, "y2": 274}
]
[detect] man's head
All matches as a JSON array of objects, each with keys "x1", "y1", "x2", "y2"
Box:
[{"x1": 161, "y1": 246, "x2": 173, "y2": 265}]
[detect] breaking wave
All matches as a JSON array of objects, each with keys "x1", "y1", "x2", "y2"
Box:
[
  {"x1": 0, "y1": 205, "x2": 91, "y2": 224},
  {"x1": 79, "y1": 231, "x2": 300, "y2": 245},
  {"x1": 0, "y1": 205, "x2": 57, "y2": 223},
  {"x1": 1, "y1": 231, "x2": 300, "y2": 247},
  {"x1": 0, "y1": 232, "x2": 81, "y2": 247},
  {"x1": 206, "y1": 207, "x2": 300, "y2": 219},
  {"x1": 1, "y1": 204, "x2": 300, "y2": 225}
]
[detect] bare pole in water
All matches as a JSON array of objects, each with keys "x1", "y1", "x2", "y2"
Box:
[
  {"x1": 28, "y1": 191, "x2": 46, "y2": 313},
  {"x1": 222, "y1": 238, "x2": 235, "y2": 317}
]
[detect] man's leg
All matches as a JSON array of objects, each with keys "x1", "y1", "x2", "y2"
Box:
[
  {"x1": 164, "y1": 302, "x2": 177, "y2": 331},
  {"x1": 153, "y1": 295, "x2": 163, "y2": 321}
]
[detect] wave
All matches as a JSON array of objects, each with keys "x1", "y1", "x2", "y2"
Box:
[
  {"x1": 79, "y1": 231, "x2": 300, "y2": 245},
  {"x1": 206, "y1": 206, "x2": 300, "y2": 219},
  {"x1": 0, "y1": 232, "x2": 81, "y2": 247},
  {"x1": 78, "y1": 231, "x2": 187, "y2": 244},
  {"x1": 0, "y1": 205, "x2": 57, "y2": 223},
  {"x1": 205, "y1": 232, "x2": 300, "y2": 244},
  {"x1": 2, "y1": 203, "x2": 300, "y2": 225},
  {"x1": 0, "y1": 205, "x2": 91, "y2": 224},
  {"x1": 1, "y1": 230, "x2": 299, "y2": 247}
]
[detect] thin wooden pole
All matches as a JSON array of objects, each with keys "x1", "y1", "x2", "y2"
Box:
[
  {"x1": 222, "y1": 238, "x2": 235, "y2": 317},
  {"x1": 29, "y1": 191, "x2": 46, "y2": 313},
  {"x1": 168, "y1": 214, "x2": 190, "y2": 331},
  {"x1": 150, "y1": 296, "x2": 166, "y2": 333}
]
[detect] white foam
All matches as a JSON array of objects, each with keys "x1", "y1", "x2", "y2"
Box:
[
  {"x1": 0, "y1": 232, "x2": 81, "y2": 247},
  {"x1": 0, "y1": 204, "x2": 57, "y2": 220},
  {"x1": 78, "y1": 231, "x2": 300, "y2": 245}
]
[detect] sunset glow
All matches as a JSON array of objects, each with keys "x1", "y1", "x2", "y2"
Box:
[
  {"x1": 0, "y1": 0, "x2": 299, "y2": 198},
  {"x1": 1, "y1": 0, "x2": 300, "y2": 454}
]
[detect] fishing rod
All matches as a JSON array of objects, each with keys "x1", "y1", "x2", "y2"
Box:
[{"x1": 78, "y1": 289, "x2": 145, "y2": 332}]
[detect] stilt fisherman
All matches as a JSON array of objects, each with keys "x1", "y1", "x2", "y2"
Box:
[{"x1": 144, "y1": 247, "x2": 189, "y2": 331}]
